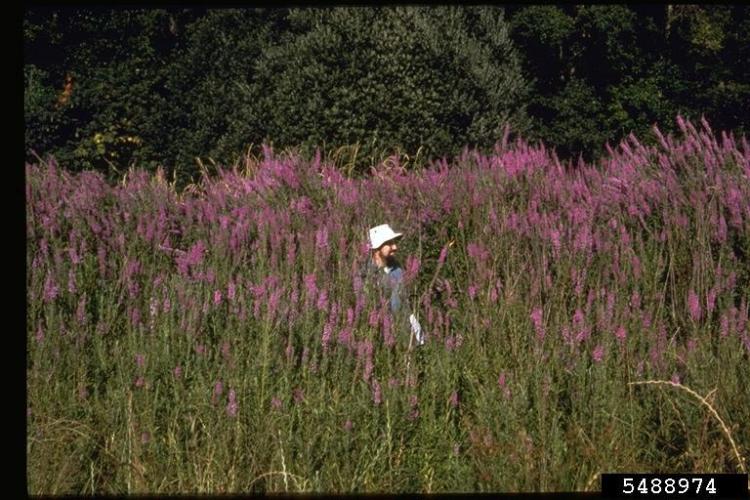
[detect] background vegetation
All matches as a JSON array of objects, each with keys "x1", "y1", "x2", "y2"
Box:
[
  {"x1": 24, "y1": 6, "x2": 750, "y2": 182},
  {"x1": 25, "y1": 6, "x2": 750, "y2": 494},
  {"x1": 27, "y1": 119, "x2": 750, "y2": 493}
]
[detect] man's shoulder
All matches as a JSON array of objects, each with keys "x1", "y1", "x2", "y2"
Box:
[{"x1": 359, "y1": 259, "x2": 379, "y2": 280}]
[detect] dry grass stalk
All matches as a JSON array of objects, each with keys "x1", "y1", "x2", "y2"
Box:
[{"x1": 629, "y1": 380, "x2": 747, "y2": 474}]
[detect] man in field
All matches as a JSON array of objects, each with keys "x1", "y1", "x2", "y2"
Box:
[{"x1": 363, "y1": 223, "x2": 424, "y2": 347}]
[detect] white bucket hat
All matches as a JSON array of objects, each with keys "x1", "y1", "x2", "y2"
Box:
[{"x1": 369, "y1": 224, "x2": 403, "y2": 249}]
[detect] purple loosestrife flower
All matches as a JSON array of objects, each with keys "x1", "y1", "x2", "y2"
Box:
[
  {"x1": 322, "y1": 321, "x2": 332, "y2": 352},
  {"x1": 212, "y1": 381, "x2": 224, "y2": 405},
  {"x1": 404, "y1": 255, "x2": 420, "y2": 282},
  {"x1": 573, "y1": 308, "x2": 584, "y2": 326},
  {"x1": 737, "y1": 300, "x2": 748, "y2": 334},
  {"x1": 631, "y1": 256, "x2": 642, "y2": 280},
  {"x1": 130, "y1": 307, "x2": 141, "y2": 328},
  {"x1": 726, "y1": 271, "x2": 737, "y2": 292},
  {"x1": 562, "y1": 325, "x2": 572, "y2": 347},
  {"x1": 687, "y1": 289, "x2": 702, "y2": 322},
  {"x1": 615, "y1": 325, "x2": 627, "y2": 344},
  {"x1": 149, "y1": 295, "x2": 159, "y2": 318},
  {"x1": 489, "y1": 285, "x2": 498, "y2": 303},
  {"x1": 177, "y1": 240, "x2": 207, "y2": 277},
  {"x1": 67, "y1": 269, "x2": 77, "y2": 295},
  {"x1": 372, "y1": 379, "x2": 382, "y2": 406},
  {"x1": 337, "y1": 327, "x2": 352, "y2": 349},
  {"x1": 382, "y1": 313, "x2": 395, "y2": 347},
  {"x1": 586, "y1": 289, "x2": 597, "y2": 314},
  {"x1": 449, "y1": 390, "x2": 459, "y2": 408},
  {"x1": 35, "y1": 325, "x2": 44, "y2": 343},
  {"x1": 706, "y1": 287, "x2": 717, "y2": 316},
  {"x1": 360, "y1": 340, "x2": 374, "y2": 382},
  {"x1": 268, "y1": 289, "x2": 282, "y2": 319},
  {"x1": 253, "y1": 298, "x2": 262, "y2": 320},
  {"x1": 271, "y1": 396, "x2": 283, "y2": 411},
  {"x1": 641, "y1": 310, "x2": 652, "y2": 330},
  {"x1": 285, "y1": 339, "x2": 295, "y2": 363},
  {"x1": 409, "y1": 394, "x2": 419, "y2": 409},
  {"x1": 445, "y1": 336, "x2": 456, "y2": 352},
  {"x1": 135, "y1": 353, "x2": 145, "y2": 368},
  {"x1": 315, "y1": 226, "x2": 329, "y2": 249},
  {"x1": 76, "y1": 295, "x2": 87, "y2": 324},
  {"x1": 630, "y1": 290, "x2": 640, "y2": 312},
  {"x1": 592, "y1": 345, "x2": 605, "y2": 364},
  {"x1": 43, "y1": 272, "x2": 59, "y2": 302},
  {"x1": 716, "y1": 215, "x2": 727, "y2": 243},
  {"x1": 303, "y1": 273, "x2": 318, "y2": 299},
  {"x1": 408, "y1": 394, "x2": 420, "y2": 420},
  {"x1": 530, "y1": 307, "x2": 544, "y2": 341},
  {"x1": 68, "y1": 239, "x2": 81, "y2": 266},
  {"x1": 316, "y1": 289, "x2": 328, "y2": 312},
  {"x1": 226, "y1": 389, "x2": 238, "y2": 418},
  {"x1": 368, "y1": 308, "x2": 379, "y2": 328},
  {"x1": 173, "y1": 365, "x2": 182, "y2": 379},
  {"x1": 720, "y1": 311, "x2": 731, "y2": 338},
  {"x1": 227, "y1": 281, "x2": 236, "y2": 302},
  {"x1": 293, "y1": 388, "x2": 305, "y2": 404},
  {"x1": 134, "y1": 376, "x2": 145, "y2": 389},
  {"x1": 438, "y1": 246, "x2": 448, "y2": 265},
  {"x1": 213, "y1": 290, "x2": 222, "y2": 305},
  {"x1": 286, "y1": 234, "x2": 297, "y2": 264},
  {"x1": 205, "y1": 269, "x2": 215, "y2": 284},
  {"x1": 549, "y1": 228, "x2": 562, "y2": 257}
]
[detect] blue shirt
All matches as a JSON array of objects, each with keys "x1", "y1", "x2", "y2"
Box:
[{"x1": 361, "y1": 260, "x2": 406, "y2": 314}]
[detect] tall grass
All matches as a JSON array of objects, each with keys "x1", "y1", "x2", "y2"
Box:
[{"x1": 26, "y1": 117, "x2": 750, "y2": 494}]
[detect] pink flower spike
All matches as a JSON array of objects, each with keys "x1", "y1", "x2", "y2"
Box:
[
  {"x1": 687, "y1": 289, "x2": 702, "y2": 322},
  {"x1": 592, "y1": 344, "x2": 605, "y2": 364}
]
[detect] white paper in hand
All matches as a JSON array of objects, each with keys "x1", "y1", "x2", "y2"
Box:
[{"x1": 409, "y1": 313, "x2": 424, "y2": 346}]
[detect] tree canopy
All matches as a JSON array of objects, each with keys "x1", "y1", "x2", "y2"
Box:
[{"x1": 24, "y1": 5, "x2": 750, "y2": 180}]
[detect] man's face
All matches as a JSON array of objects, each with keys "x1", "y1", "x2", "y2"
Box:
[{"x1": 376, "y1": 239, "x2": 399, "y2": 262}]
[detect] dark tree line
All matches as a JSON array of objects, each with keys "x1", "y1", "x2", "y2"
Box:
[
  {"x1": 506, "y1": 4, "x2": 750, "y2": 159},
  {"x1": 24, "y1": 6, "x2": 750, "y2": 183}
]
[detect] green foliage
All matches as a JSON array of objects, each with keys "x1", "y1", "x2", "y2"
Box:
[
  {"x1": 24, "y1": 8, "x2": 190, "y2": 178},
  {"x1": 508, "y1": 5, "x2": 574, "y2": 91},
  {"x1": 665, "y1": 5, "x2": 750, "y2": 137},
  {"x1": 528, "y1": 77, "x2": 606, "y2": 159},
  {"x1": 24, "y1": 65, "x2": 65, "y2": 158},
  {"x1": 164, "y1": 9, "x2": 288, "y2": 175},
  {"x1": 26, "y1": 124, "x2": 750, "y2": 492},
  {"x1": 509, "y1": 4, "x2": 750, "y2": 161},
  {"x1": 23, "y1": 6, "x2": 750, "y2": 176},
  {"x1": 250, "y1": 6, "x2": 530, "y2": 167}
]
